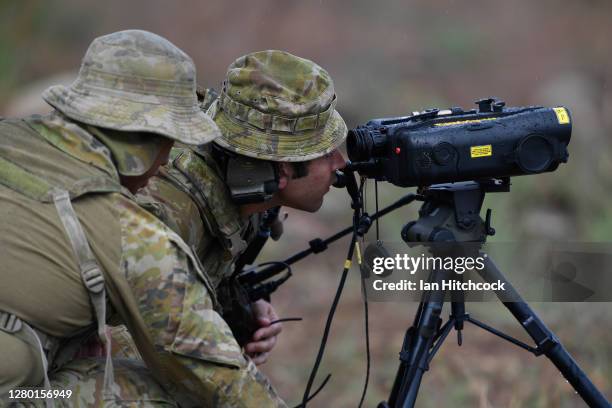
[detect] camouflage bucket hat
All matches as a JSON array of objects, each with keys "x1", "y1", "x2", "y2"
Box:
[
  {"x1": 42, "y1": 29, "x2": 220, "y2": 146},
  {"x1": 208, "y1": 50, "x2": 347, "y2": 162}
]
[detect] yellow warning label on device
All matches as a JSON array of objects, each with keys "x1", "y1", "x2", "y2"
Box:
[
  {"x1": 470, "y1": 145, "x2": 492, "y2": 158},
  {"x1": 553, "y1": 107, "x2": 570, "y2": 124}
]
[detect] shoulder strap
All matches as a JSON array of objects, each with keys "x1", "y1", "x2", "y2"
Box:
[
  {"x1": 0, "y1": 156, "x2": 52, "y2": 201},
  {"x1": 0, "y1": 312, "x2": 54, "y2": 408},
  {"x1": 51, "y1": 188, "x2": 116, "y2": 399}
]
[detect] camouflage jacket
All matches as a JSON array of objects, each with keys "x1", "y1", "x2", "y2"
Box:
[
  {"x1": 137, "y1": 145, "x2": 262, "y2": 289},
  {"x1": 0, "y1": 113, "x2": 285, "y2": 407}
]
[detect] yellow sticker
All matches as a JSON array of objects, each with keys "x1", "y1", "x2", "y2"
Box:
[
  {"x1": 553, "y1": 107, "x2": 570, "y2": 124},
  {"x1": 434, "y1": 117, "x2": 498, "y2": 127},
  {"x1": 355, "y1": 242, "x2": 362, "y2": 265},
  {"x1": 344, "y1": 259, "x2": 352, "y2": 269},
  {"x1": 470, "y1": 145, "x2": 492, "y2": 158}
]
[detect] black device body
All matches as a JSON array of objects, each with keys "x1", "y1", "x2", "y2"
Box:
[{"x1": 347, "y1": 98, "x2": 572, "y2": 187}]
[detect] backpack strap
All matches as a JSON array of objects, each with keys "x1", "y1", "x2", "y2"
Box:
[
  {"x1": 51, "y1": 188, "x2": 115, "y2": 400},
  {"x1": 0, "y1": 156, "x2": 116, "y2": 401},
  {"x1": 0, "y1": 312, "x2": 55, "y2": 408},
  {"x1": 0, "y1": 156, "x2": 52, "y2": 201}
]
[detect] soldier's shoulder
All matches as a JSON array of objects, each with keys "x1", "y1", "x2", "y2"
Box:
[
  {"x1": 115, "y1": 194, "x2": 179, "y2": 252},
  {"x1": 136, "y1": 170, "x2": 209, "y2": 248},
  {"x1": 28, "y1": 113, "x2": 118, "y2": 178}
]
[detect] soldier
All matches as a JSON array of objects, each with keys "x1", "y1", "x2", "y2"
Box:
[
  {"x1": 0, "y1": 31, "x2": 285, "y2": 407},
  {"x1": 67, "y1": 50, "x2": 347, "y2": 405},
  {"x1": 136, "y1": 50, "x2": 348, "y2": 368}
]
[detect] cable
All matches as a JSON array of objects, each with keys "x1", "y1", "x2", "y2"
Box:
[
  {"x1": 292, "y1": 374, "x2": 331, "y2": 408},
  {"x1": 301, "y1": 175, "x2": 370, "y2": 406},
  {"x1": 363, "y1": 178, "x2": 368, "y2": 214},
  {"x1": 375, "y1": 180, "x2": 380, "y2": 240},
  {"x1": 353, "y1": 179, "x2": 373, "y2": 407},
  {"x1": 301, "y1": 232, "x2": 358, "y2": 406},
  {"x1": 359, "y1": 179, "x2": 372, "y2": 408},
  {"x1": 269, "y1": 317, "x2": 303, "y2": 325},
  {"x1": 358, "y1": 275, "x2": 371, "y2": 408}
]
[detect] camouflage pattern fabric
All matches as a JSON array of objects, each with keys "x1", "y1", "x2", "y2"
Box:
[
  {"x1": 50, "y1": 358, "x2": 178, "y2": 407},
  {"x1": 209, "y1": 50, "x2": 347, "y2": 162},
  {"x1": 87, "y1": 126, "x2": 170, "y2": 178},
  {"x1": 30, "y1": 112, "x2": 119, "y2": 181},
  {"x1": 136, "y1": 166, "x2": 211, "y2": 261},
  {"x1": 197, "y1": 86, "x2": 219, "y2": 112},
  {"x1": 72, "y1": 326, "x2": 143, "y2": 361},
  {"x1": 108, "y1": 326, "x2": 142, "y2": 361},
  {"x1": 2, "y1": 356, "x2": 178, "y2": 407},
  {"x1": 41, "y1": 29, "x2": 221, "y2": 176},
  {"x1": 137, "y1": 146, "x2": 259, "y2": 289},
  {"x1": 0, "y1": 114, "x2": 286, "y2": 407},
  {"x1": 109, "y1": 197, "x2": 283, "y2": 407}
]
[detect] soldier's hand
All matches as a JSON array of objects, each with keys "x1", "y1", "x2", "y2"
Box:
[{"x1": 245, "y1": 299, "x2": 283, "y2": 365}]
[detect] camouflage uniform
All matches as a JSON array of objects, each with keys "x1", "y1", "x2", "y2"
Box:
[
  {"x1": 143, "y1": 50, "x2": 348, "y2": 278},
  {"x1": 0, "y1": 31, "x2": 283, "y2": 407},
  {"x1": 93, "y1": 49, "x2": 348, "y2": 404},
  {"x1": 139, "y1": 142, "x2": 261, "y2": 287},
  {"x1": 130, "y1": 50, "x2": 349, "y2": 402}
]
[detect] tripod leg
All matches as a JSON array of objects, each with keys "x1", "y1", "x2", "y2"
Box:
[
  {"x1": 398, "y1": 300, "x2": 443, "y2": 408},
  {"x1": 387, "y1": 302, "x2": 425, "y2": 407},
  {"x1": 480, "y1": 256, "x2": 611, "y2": 408},
  {"x1": 390, "y1": 271, "x2": 447, "y2": 408}
]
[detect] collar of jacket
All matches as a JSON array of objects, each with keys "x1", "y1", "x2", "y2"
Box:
[{"x1": 29, "y1": 111, "x2": 119, "y2": 181}]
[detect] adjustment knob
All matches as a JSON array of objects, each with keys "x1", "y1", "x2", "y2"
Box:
[
  {"x1": 493, "y1": 100, "x2": 506, "y2": 112},
  {"x1": 475, "y1": 98, "x2": 495, "y2": 112}
]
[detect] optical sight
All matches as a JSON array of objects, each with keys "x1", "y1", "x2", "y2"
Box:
[{"x1": 346, "y1": 98, "x2": 571, "y2": 187}]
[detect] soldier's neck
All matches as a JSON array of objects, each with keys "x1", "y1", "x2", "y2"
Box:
[
  {"x1": 120, "y1": 174, "x2": 149, "y2": 194},
  {"x1": 239, "y1": 197, "x2": 281, "y2": 218}
]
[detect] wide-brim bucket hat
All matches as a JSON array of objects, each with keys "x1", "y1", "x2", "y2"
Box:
[
  {"x1": 42, "y1": 29, "x2": 220, "y2": 146},
  {"x1": 209, "y1": 50, "x2": 347, "y2": 162}
]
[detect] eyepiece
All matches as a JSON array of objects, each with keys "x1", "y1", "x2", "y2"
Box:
[{"x1": 347, "y1": 126, "x2": 387, "y2": 162}]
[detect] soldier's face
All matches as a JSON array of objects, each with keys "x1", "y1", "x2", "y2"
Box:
[{"x1": 277, "y1": 148, "x2": 346, "y2": 212}]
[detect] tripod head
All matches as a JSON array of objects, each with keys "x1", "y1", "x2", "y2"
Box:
[{"x1": 402, "y1": 178, "x2": 509, "y2": 245}]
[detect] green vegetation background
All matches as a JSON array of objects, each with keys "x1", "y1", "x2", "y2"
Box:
[{"x1": 1, "y1": 1, "x2": 610, "y2": 406}]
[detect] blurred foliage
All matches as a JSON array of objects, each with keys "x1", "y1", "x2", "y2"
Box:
[{"x1": 1, "y1": 1, "x2": 611, "y2": 406}]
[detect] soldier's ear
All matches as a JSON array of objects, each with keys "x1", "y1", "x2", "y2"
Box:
[{"x1": 276, "y1": 162, "x2": 293, "y2": 190}]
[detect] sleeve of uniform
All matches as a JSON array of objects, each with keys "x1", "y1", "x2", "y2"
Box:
[{"x1": 115, "y1": 196, "x2": 287, "y2": 408}]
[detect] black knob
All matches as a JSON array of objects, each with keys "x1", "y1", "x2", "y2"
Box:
[
  {"x1": 476, "y1": 98, "x2": 495, "y2": 112},
  {"x1": 493, "y1": 100, "x2": 506, "y2": 112}
]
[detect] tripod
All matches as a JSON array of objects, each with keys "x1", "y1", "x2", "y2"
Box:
[{"x1": 378, "y1": 180, "x2": 611, "y2": 408}]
